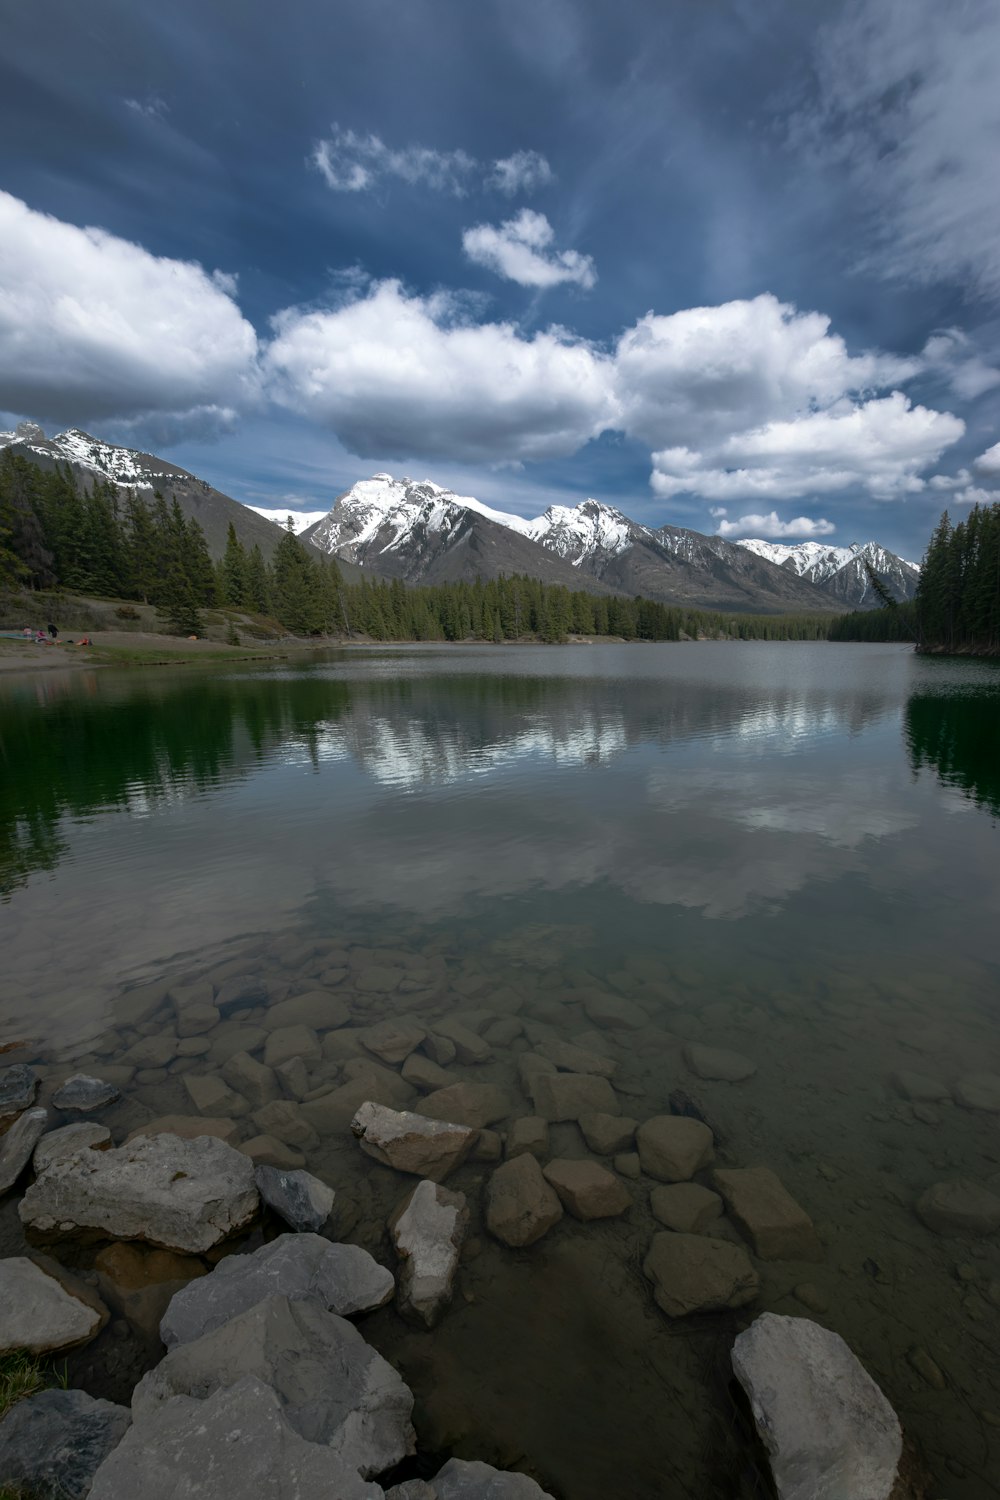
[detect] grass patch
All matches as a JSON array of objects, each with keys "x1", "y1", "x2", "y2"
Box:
[{"x1": 0, "y1": 1350, "x2": 45, "y2": 1418}]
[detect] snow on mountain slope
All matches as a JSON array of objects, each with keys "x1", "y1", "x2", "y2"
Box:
[
  {"x1": 244, "y1": 505, "x2": 329, "y2": 535},
  {"x1": 308, "y1": 473, "x2": 537, "y2": 561},
  {"x1": 523, "y1": 499, "x2": 642, "y2": 563},
  {"x1": 736, "y1": 538, "x2": 856, "y2": 580}
]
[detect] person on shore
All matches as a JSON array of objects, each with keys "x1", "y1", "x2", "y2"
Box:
[
  {"x1": 34, "y1": 629, "x2": 47, "y2": 643},
  {"x1": 48, "y1": 623, "x2": 58, "y2": 639}
]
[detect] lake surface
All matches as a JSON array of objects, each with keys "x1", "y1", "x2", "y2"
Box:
[{"x1": 2, "y1": 642, "x2": 999, "y2": 1497}]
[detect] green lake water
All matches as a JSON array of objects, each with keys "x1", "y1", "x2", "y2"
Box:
[{"x1": 1, "y1": 641, "x2": 999, "y2": 1497}]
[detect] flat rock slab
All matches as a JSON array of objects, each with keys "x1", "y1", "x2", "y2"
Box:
[
  {"x1": 916, "y1": 1179, "x2": 1000, "y2": 1236},
  {"x1": 636, "y1": 1116, "x2": 713, "y2": 1182},
  {"x1": 89, "y1": 1377, "x2": 383, "y2": 1500},
  {"x1": 485, "y1": 1154, "x2": 563, "y2": 1247},
  {"x1": 433, "y1": 1457, "x2": 557, "y2": 1497},
  {"x1": 391, "y1": 1179, "x2": 468, "y2": 1329},
  {"x1": 430, "y1": 1020, "x2": 492, "y2": 1065},
  {"x1": 256, "y1": 1164, "x2": 335, "y2": 1231},
  {"x1": 34, "y1": 1122, "x2": 112, "y2": 1173},
  {"x1": 263, "y1": 1025, "x2": 322, "y2": 1070},
  {"x1": 124, "y1": 1115, "x2": 241, "y2": 1146},
  {"x1": 0, "y1": 1062, "x2": 38, "y2": 1122},
  {"x1": 137, "y1": 1294, "x2": 414, "y2": 1478},
  {"x1": 542, "y1": 1159, "x2": 632, "y2": 1220},
  {"x1": 351, "y1": 1101, "x2": 476, "y2": 1183},
  {"x1": 529, "y1": 1072, "x2": 619, "y2": 1123},
  {"x1": 684, "y1": 1044, "x2": 757, "y2": 1083},
  {"x1": 643, "y1": 1232, "x2": 759, "y2": 1318},
  {"x1": 364, "y1": 1020, "x2": 427, "y2": 1065},
  {"x1": 650, "y1": 1182, "x2": 724, "y2": 1234},
  {"x1": 415, "y1": 1083, "x2": 512, "y2": 1130},
  {"x1": 52, "y1": 1074, "x2": 122, "y2": 1112},
  {"x1": 263, "y1": 990, "x2": 350, "y2": 1032},
  {"x1": 0, "y1": 1256, "x2": 105, "y2": 1354},
  {"x1": 580, "y1": 993, "x2": 647, "y2": 1030},
  {"x1": 161, "y1": 1233, "x2": 394, "y2": 1347},
  {"x1": 578, "y1": 1112, "x2": 636, "y2": 1155},
  {"x1": 954, "y1": 1073, "x2": 1000, "y2": 1112},
  {"x1": 538, "y1": 1038, "x2": 616, "y2": 1079},
  {"x1": 19, "y1": 1132, "x2": 259, "y2": 1254},
  {"x1": 0, "y1": 1387, "x2": 131, "y2": 1500},
  {"x1": 732, "y1": 1312, "x2": 902, "y2": 1500},
  {"x1": 0, "y1": 1105, "x2": 49, "y2": 1194},
  {"x1": 892, "y1": 1070, "x2": 950, "y2": 1103},
  {"x1": 713, "y1": 1167, "x2": 822, "y2": 1261}
]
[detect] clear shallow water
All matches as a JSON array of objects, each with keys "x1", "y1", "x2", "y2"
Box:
[{"x1": 2, "y1": 642, "x2": 999, "y2": 1497}]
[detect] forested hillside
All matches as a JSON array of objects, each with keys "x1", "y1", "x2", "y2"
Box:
[{"x1": 914, "y1": 504, "x2": 1000, "y2": 654}]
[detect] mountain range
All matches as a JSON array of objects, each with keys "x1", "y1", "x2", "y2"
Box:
[
  {"x1": 1, "y1": 424, "x2": 920, "y2": 612},
  {"x1": 302, "y1": 474, "x2": 920, "y2": 612}
]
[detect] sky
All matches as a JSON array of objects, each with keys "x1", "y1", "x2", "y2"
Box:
[{"x1": 2, "y1": 0, "x2": 1000, "y2": 558}]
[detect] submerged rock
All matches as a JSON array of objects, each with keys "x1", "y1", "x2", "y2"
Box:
[
  {"x1": 89, "y1": 1377, "x2": 382, "y2": 1499},
  {"x1": 542, "y1": 1159, "x2": 632, "y2": 1220},
  {"x1": 649, "y1": 1182, "x2": 723, "y2": 1234},
  {"x1": 683, "y1": 1043, "x2": 757, "y2": 1083},
  {"x1": 636, "y1": 1116, "x2": 713, "y2": 1182},
  {"x1": 505, "y1": 1116, "x2": 550, "y2": 1161},
  {"x1": 642, "y1": 1232, "x2": 758, "y2": 1318},
  {"x1": 19, "y1": 1132, "x2": 259, "y2": 1254},
  {"x1": 432, "y1": 1457, "x2": 557, "y2": 1497},
  {"x1": 0, "y1": 1105, "x2": 49, "y2": 1194},
  {"x1": 538, "y1": 1037, "x2": 617, "y2": 1079},
  {"x1": 52, "y1": 1074, "x2": 122, "y2": 1113},
  {"x1": 580, "y1": 993, "x2": 647, "y2": 1030},
  {"x1": 94, "y1": 1242, "x2": 208, "y2": 1343},
  {"x1": 364, "y1": 1019, "x2": 427, "y2": 1065},
  {"x1": 0, "y1": 1387, "x2": 131, "y2": 1500},
  {"x1": 415, "y1": 1082, "x2": 512, "y2": 1130},
  {"x1": 712, "y1": 1167, "x2": 822, "y2": 1261},
  {"x1": 916, "y1": 1179, "x2": 1000, "y2": 1237},
  {"x1": 160, "y1": 1233, "x2": 394, "y2": 1347},
  {"x1": 528, "y1": 1072, "x2": 619, "y2": 1123},
  {"x1": 390, "y1": 1179, "x2": 468, "y2": 1328},
  {"x1": 731, "y1": 1312, "x2": 902, "y2": 1500},
  {"x1": 136, "y1": 1295, "x2": 415, "y2": 1477},
  {"x1": 578, "y1": 1112, "x2": 636, "y2": 1155},
  {"x1": 485, "y1": 1154, "x2": 563, "y2": 1247},
  {"x1": 0, "y1": 1062, "x2": 38, "y2": 1123},
  {"x1": 351, "y1": 1101, "x2": 476, "y2": 1183},
  {"x1": 0, "y1": 1256, "x2": 107, "y2": 1354},
  {"x1": 124, "y1": 1114, "x2": 241, "y2": 1146},
  {"x1": 953, "y1": 1073, "x2": 1000, "y2": 1113},
  {"x1": 255, "y1": 1164, "x2": 335, "y2": 1232}
]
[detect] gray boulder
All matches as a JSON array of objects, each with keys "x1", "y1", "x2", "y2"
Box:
[
  {"x1": 136, "y1": 1294, "x2": 414, "y2": 1477},
  {"x1": 89, "y1": 1376, "x2": 383, "y2": 1499},
  {"x1": 160, "y1": 1233, "x2": 395, "y2": 1347},
  {"x1": 434, "y1": 1457, "x2": 556, "y2": 1497},
  {"x1": 19, "y1": 1132, "x2": 259, "y2": 1254},
  {"x1": 390, "y1": 1179, "x2": 468, "y2": 1329},
  {"x1": 0, "y1": 1062, "x2": 38, "y2": 1122},
  {"x1": 0, "y1": 1387, "x2": 131, "y2": 1500},
  {"x1": 351, "y1": 1101, "x2": 476, "y2": 1183},
  {"x1": 731, "y1": 1312, "x2": 902, "y2": 1500},
  {"x1": 0, "y1": 1256, "x2": 106, "y2": 1354},
  {"x1": 52, "y1": 1075, "x2": 122, "y2": 1113},
  {"x1": 34, "y1": 1122, "x2": 112, "y2": 1173},
  {"x1": 255, "y1": 1164, "x2": 335, "y2": 1232},
  {"x1": 0, "y1": 1105, "x2": 49, "y2": 1193}
]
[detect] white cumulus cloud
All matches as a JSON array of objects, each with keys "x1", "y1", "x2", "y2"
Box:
[
  {"x1": 264, "y1": 278, "x2": 615, "y2": 463},
  {"x1": 0, "y1": 190, "x2": 259, "y2": 431},
  {"x1": 712, "y1": 510, "x2": 837, "y2": 539},
  {"x1": 973, "y1": 440, "x2": 1000, "y2": 477},
  {"x1": 922, "y1": 330, "x2": 1000, "y2": 401},
  {"x1": 462, "y1": 209, "x2": 596, "y2": 289}
]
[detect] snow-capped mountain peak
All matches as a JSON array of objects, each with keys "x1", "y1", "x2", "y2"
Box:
[
  {"x1": 523, "y1": 498, "x2": 645, "y2": 564},
  {"x1": 736, "y1": 538, "x2": 856, "y2": 581},
  {"x1": 735, "y1": 536, "x2": 920, "y2": 605}
]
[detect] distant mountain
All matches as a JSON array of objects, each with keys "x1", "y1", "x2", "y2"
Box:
[
  {"x1": 303, "y1": 475, "x2": 624, "y2": 595},
  {"x1": 245, "y1": 505, "x2": 329, "y2": 535},
  {"x1": 0, "y1": 423, "x2": 309, "y2": 564},
  {"x1": 304, "y1": 477, "x2": 841, "y2": 613},
  {"x1": 736, "y1": 538, "x2": 920, "y2": 606}
]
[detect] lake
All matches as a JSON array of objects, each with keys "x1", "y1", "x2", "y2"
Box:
[{"x1": 2, "y1": 641, "x2": 999, "y2": 1498}]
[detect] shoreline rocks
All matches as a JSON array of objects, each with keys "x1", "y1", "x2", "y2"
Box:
[
  {"x1": 486, "y1": 1155, "x2": 563, "y2": 1247},
  {"x1": 351, "y1": 1101, "x2": 476, "y2": 1183},
  {"x1": 0, "y1": 1388, "x2": 131, "y2": 1500},
  {"x1": 19, "y1": 1132, "x2": 259, "y2": 1254},
  {"x1": 390, "y1": 1179, "x2": 468, "y2": 1329},
  {"x1": 0, "y1": 1256, "x2": 107, "y2": 1354},
  {"x1": 732, "y1": 1312, "x2": 902, "y2": 1500},
  {"x1": 712, "y1": 1167, "x2": 822, "y2": 1262},
  {"x1": 0, "y1": 1105, "x2": 49, "y2": 1194},
  {"x1": 643, "y1": 1232, "x2": 758, "y2": 1318}
]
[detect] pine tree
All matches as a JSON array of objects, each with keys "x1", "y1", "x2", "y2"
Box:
[{"x1": 221, "y1": 522, "x2": 248, "y2": 606}]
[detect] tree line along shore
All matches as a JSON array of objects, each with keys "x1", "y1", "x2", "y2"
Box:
[{"x1": 2, "y1": 449, "x2": 998, "y2": 653}]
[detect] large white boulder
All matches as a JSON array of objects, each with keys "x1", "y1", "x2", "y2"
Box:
[
  {"x1": 731, "y1": 1312, "x2": 902, "y2": 1500},
  {"x1": 390, "y1": 1179, "x2": 468, "y2": 1328},
  {"x1": 0, "y1": 1257, "x2": 106, "y2": 1355}
]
